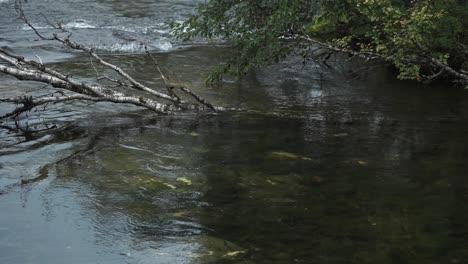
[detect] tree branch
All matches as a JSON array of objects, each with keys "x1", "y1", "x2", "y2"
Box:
[
  {"x1": 0, "y1": 0, "x2": 222, "y2": 128},
  {"x1": 286, "y1": 34, "x2": 468, "y2": 84}
]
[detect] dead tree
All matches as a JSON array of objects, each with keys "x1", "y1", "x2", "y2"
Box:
[{"x1": 0, "y1": 0, "x2": 222, "y2": 132}]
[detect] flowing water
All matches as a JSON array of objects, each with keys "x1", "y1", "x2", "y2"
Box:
[{"x1": 1, "y1": 1, "x2": 468, "y2": 264}]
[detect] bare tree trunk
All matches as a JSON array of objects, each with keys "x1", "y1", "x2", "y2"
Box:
[{"x1": 0, "y1": 0, "x2": 223, "y2": 130}]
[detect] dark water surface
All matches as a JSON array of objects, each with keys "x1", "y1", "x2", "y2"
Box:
[{"x1": 2, "y1": 1, "x2": 468, "y2": 264}]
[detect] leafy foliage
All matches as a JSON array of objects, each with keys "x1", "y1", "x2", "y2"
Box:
[
  {"x1": 310, "y1": 0, "x2": 468, "y2": 81},
  {"x1": 172, "y1": 0, "x2": 318, "y2": 82},
  {"x1": 173, "y1": 0, "x2": 468, "y2": 84}
]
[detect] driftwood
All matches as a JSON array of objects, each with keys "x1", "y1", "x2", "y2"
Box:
[{"x1": 0, "y1": 0, "x2": 222, "y2": 131}]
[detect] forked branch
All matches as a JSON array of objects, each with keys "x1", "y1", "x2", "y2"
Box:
[{"x1": 0, "y1": 0, "x2": 223, "y2": 131}]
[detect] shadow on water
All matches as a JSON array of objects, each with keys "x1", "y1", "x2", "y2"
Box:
[{"x1": 1, "y1": 45, "x2": 468, "y2": 264}]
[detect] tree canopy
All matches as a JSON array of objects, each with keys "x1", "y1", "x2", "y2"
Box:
[{"x1": 174, "y1": 0, "x2": 468, "y2": 85}]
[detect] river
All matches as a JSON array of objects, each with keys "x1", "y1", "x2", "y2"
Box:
[{"x1": 1, "y1": 1, "x2": 468, "y2": 264}]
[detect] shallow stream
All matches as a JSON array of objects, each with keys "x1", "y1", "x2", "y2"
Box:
[{"x1": 1, "y1": 1, "x2": 468, "y2": 264}]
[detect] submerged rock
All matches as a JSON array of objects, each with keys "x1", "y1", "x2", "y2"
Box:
[
  {"x1": 191, "y1": 235, "x2": 247, "y2": 262},
  {"x1": 270, "y1": 151, "x2": 313, "y2": 161}
]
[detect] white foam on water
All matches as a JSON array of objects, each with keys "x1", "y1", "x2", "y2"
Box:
[
  {"x1": 155, "y1": 41, "x2": 173, "y2": 51},
  {"x1": 152, "y1": 29, "x2": 172, "y2": 35},
  {"x1": 22, "y1": 21, "x2": 97, "y2": 31},
  {"x1": 64, "y1": 22, "x2": 96, "y2": 29},
  {"x1": 106, "y1": 25, "x2": 172, "y2": 35},
  {"x1": 91, "y1": 41, "x2": 145, "y2": 53},
  {"x1": 21, "y1": 24, "x2": 52, "y2": 30},
  {"x1": 104, "y1": 26, "x2": 139, "y2": 33}
]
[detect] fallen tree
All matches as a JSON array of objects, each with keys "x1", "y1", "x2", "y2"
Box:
[{"x1": 0, "y1": 0, "x2": 221, "y2": 132}]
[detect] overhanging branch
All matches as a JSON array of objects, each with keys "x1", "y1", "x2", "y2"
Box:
[{"x1": 287, "y1": 34, "x2": 468, "y2": 84}]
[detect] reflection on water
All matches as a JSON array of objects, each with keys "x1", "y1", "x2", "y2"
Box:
[{"x1": 1, "y1": 45, "x2": 468, "y2": 263}]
